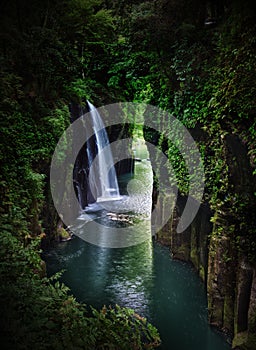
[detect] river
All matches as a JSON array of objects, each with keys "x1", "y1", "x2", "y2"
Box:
[{"x1": 44, "y1": 139, "x2": 230, "y2": 349}]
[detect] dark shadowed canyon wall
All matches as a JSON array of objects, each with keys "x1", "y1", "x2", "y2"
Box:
[{"x1": 149, "y1": 129, "x2": 256, "y2": 349}]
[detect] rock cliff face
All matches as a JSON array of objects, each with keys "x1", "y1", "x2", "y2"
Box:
[{"x1": 151, "y1": 131, "x2": 256, "y2": 349}]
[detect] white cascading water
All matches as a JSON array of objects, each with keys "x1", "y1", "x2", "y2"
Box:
[{"x1": 87, "y1": 101, "x2": 120, "y2": 202}]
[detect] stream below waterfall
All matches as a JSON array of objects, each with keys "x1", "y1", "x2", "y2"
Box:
[{"x1": 44, "y1": 139, "x2": 230, "y2": 350}]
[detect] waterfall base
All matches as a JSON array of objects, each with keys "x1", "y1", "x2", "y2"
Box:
[
  {"x1": 96, "y1": 196, "x2": 122, "y2": 203},
  {"x1": 84, "y1": 196, "x2": 123, "y2": 213}
]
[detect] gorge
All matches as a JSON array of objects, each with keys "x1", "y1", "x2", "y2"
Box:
[
  {"x1": 44, "y1": 122, "x2": 231, "y2": 349},
  {"x1": 0, "y1": 0, "x2": 256, "y2": 349}
]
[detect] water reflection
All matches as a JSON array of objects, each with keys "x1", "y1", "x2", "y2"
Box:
[
  {"x1": 45, "y1": 237, "x2": 154, "y2": 317},
  {"x1": 74, "y1": 211, "x2": 152, "y2": 248},
  {"x1": 44, "y1": 238, "x2": 230, "y2": 350},
  {"x1": 43, "y1": 139, "x2": 230, "y2": 349},
  {"x1": 70, "y1": 139, "x2": 153, "y2": 248},
  {"x1": 104, "y1": 238, "x2": 153, "y2": 315}
]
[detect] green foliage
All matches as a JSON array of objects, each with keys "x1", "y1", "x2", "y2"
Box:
[
  {"x1": 0, "y1": 92, "x2": 70, "y2": 238},
  {"x1": 90, "y1": 305, "x2": 160, "y2": 349},
  {"x1": 1, "y1": 0, "x2": 256, "y2": 348},
  {"x1": 109, "y1": 0, "x2": 256, "y2": 264},
  {"x1": 0, "y1": 0, "x2": 119, "y2": 237},
  {"x1": 0, "y1": 231, "x2": 161, "y2": 349}
]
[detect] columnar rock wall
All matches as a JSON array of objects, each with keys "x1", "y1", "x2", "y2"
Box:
[{"x1": 151, "y1": 130, "x2": 256, "y2": 349}]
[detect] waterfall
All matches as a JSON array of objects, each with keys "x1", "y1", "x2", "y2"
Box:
[{"x1": 86, "y1": 101, "x2": 120, "y2": 203}]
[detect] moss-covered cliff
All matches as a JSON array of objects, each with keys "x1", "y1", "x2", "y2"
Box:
[
  {"x1": 142, "y1": 2, "x2": 256, "y2": 346},
  {"x1": 121, "y1": 1, "x2": 256, "y2": 348},
  {"x1": 1, "y1": 0, "x2": 256, "y2": 349}
]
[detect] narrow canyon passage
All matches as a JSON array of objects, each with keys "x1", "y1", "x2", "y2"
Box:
[
  {"x1": 44, "y1": 138, "x2": 230, "y2": 350},
  {"x1": 1, "y1": 1, "x2": 256, "y2": 349}
]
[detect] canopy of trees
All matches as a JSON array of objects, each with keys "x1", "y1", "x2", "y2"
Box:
[{"x1": 0, "y1": 0, "x2": 256, "y2": 349}]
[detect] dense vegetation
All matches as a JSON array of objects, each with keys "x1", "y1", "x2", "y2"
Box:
[
  {"x1": 0, "y1": 0, "x2": 161, "y2": 348},
  {"x1": 0, "y1": 0, "x2": 256, "y2": 348},
  {"x1": 0, "y1": 231, "x2": 160, "y2": 349}
]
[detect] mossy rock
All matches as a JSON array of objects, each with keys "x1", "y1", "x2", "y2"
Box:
[
  {"x1": 199, "y1": 264, "x2": 205, "y2": 282},
  {"x1": 57, "y1": 227, "x2": 71, "y2": 241},
  {"x1": 232, "y1": 331, "x2": 249, "y2": 349}
]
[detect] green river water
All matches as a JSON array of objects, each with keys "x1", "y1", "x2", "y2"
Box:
[{"x1": 44, "y1": 139, "x2": 231, "y2": 349}]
